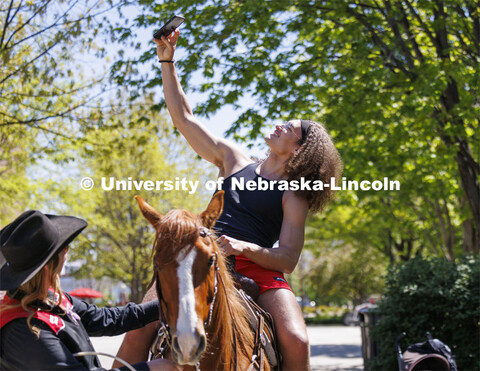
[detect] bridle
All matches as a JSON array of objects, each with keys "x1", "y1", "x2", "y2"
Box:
[
  {"x1": 154, "y1": 227, "x2": 219, "y2": 329},
  {"x1": 151, "y1": 226, "x2": 238, "y2": 370}
]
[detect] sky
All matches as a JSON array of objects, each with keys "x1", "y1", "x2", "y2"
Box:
[
  {"x1": 105, "y1": 4, "x2": 270, "y2": 159},
  {"x1": 29, "y1": 3, "x2": 272, "y2": 191}
]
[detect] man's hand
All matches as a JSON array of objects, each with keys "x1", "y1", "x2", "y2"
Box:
[
  {"x1": 216, "y1": 235, "x2": 246, "y2": 256},
  {"x1": 153, "y1": 29, "x2": 180, "y2": 61}
]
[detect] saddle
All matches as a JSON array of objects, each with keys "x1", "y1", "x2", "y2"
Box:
[{"x1": 237, "y1": 289, "x2": 281, "y2": 370}]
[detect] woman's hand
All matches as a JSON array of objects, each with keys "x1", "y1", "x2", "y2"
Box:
[
  {"x1": 216, "y1": 235, "x2": 246, "y2": 256},
  {"x1": 153, "y1": 29, "x2": 180, "y2": 61}
]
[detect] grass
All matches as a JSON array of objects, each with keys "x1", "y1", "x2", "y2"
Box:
[{"x1": 303, "y1": 305, "x2": 348, "y2": 325}]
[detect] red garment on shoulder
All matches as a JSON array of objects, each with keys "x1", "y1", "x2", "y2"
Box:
[{"x1": 0, "y1": 292, "x2": 72, "y2": 334}]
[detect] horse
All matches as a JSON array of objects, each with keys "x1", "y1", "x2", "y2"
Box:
[{"x1": 135, "y1": 191, "x2": 274, "y2": 370}]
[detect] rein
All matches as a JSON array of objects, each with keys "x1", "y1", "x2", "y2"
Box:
[{"x1": 73, "y1": 352, "x2": 136, "y2": 371}]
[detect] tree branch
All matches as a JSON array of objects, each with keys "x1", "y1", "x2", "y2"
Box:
[
  {"x1": 356, "y1": 1, "x2": 382, "y2": 10},
  {"x1": 0, "y1": 41, "x2": 57, "y2": 85},
  {"x1": 5, "y1": 0, "x2": 120, "y2": 50},
  {"x1": 101, "y1": 231, "x2": 130, "y2": 261},
  {"x1": 402, "y1": 0, "x2": 437, "y2": 48},
  {"x1": 7, "y1": 0, "x2": 23, "y2": 26},
  {"x1": 433, "y1": 0, "x2": 450, "y2": 60},
  {"x1": 433, "y1": 198, "x2": 449, "y2": 253},
  {"x1": 27, "y1": 122, "x2": 77, "y2": 139},
  {"x1": 4, "y1": 0, "x2": 54, "y2": 48},
  {"x1": 0, "y1": 86, "x2": 110, "y2": 130},
  {"x1": 396, "y1": 0, "x2": 425, "y2": 62},
  {"x1": 442, "y1": 197, "x2": 455, "y2": 260},
  {"x1": 382, "y1": 0, "x2": 416, "y2": 69},
  {"x1": 456, "y1": 136, "x2": 480, "y2": 175},
  {"x1": 454, "y1": 5, "x2": 475, "y2": 42},
  {"x1": 454, "y1": 29, "x2": 478, "y2": 59},
  {"x1": 347, "y1": 6, "x2": 413, "y2": 77},
  {"x1": 466, "y1": 3, "x2": 480, "y2": 55},
  {"x1": 0, "y1": 0, "x2": 14, "y2": 48},
  {"x1": 0, "y1": 77, "x2": 104, "y2": 99}
]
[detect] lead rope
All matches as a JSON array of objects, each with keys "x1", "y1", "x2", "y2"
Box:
[{"x1": 73, "y1": 351, "x2": 136, "y2": 371}]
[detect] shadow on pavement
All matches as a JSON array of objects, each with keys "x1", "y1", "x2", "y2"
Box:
[
  {"x1": 311, "y1": 366, "x2": 363, "y2": 371},
  {"x1": 310, "y1": 344, "x2": 362, "y2": 359}
]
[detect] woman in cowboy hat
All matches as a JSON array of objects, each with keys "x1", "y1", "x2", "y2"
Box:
[{"x1": 0, "y1": 210, "x2": 181, "y2": 370}]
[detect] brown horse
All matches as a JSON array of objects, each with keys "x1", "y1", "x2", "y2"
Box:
[{"x1": 135, "y1": 191, "x2": 271, "y2": 370}]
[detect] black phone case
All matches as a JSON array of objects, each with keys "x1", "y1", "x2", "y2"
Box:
[{"x1": 153, "y1": 16, "x2": 184, "y2": 39}]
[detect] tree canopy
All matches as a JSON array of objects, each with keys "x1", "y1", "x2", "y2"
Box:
[
  {"x1": 0, "y1": 0, "x2": 124, "y2": 223},
  {"x1": 2, "y1": 0, "x2": 478, "y2": 306},
  {"x1": 113, "y1": 0, "x2": 479, "y2": 258},
  {"x1": 36, "y1": 107, "x2": 214, "y2": 302}
]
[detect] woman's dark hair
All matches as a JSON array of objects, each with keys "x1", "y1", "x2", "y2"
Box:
[{"x1": 285, "y1": 121, "x2": 343, "y2": 213}]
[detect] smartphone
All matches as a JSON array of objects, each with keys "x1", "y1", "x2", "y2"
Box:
[{"x1": 153, "y1": 15, "x2": 185, "y2": 39}]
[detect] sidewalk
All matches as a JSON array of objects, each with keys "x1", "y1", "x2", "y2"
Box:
[
  {"x1": 91, "y1": 325, "x2": 364, "y2": 370},
  {"x1": 307, "y1": 325, "x2": 363, "y2": 370}
]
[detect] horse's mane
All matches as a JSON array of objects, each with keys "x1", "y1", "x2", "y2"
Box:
[
  {"x1": 152, "y1": 209, "x2": 254, "y2": 370},
  {"x1": 208, "y1": 242, "x2": 254, "y2": 370}
]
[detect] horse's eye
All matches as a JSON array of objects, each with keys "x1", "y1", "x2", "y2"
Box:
[
  {"x1": 199, "y1": 227, "x2": 211, "y2": 238},
  {"x1": 208, "y1": 255, "x2": 215, "y2": 268}
]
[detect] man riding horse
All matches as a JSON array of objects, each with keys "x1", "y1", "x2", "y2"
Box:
[{"x1": 115, "y1": 29, "x2": 342, "y2": 370}]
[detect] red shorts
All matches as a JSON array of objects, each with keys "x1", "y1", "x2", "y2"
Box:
[{"x1": 235, "y1": 255, "x2": 293, "y2": 294}]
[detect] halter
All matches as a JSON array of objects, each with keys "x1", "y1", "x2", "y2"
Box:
[{"x1": 205, "y1": 252, "x2": 219, "y2": 328}]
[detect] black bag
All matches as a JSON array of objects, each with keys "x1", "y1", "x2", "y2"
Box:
[{"x1": 405, "y1": 332, "x2": 457, "y2": 371}]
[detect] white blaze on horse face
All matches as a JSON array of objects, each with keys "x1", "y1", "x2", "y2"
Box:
[{"x1": 176, "y1": 247, "x2": 199, "y2": 358}]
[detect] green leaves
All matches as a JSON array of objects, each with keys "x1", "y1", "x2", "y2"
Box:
[
  {"x1": 371, "y1": 256, "x2": 480, "y2": 370},
  {"x1": 0, "y1": 0, "x2": 119, "y2": 173},
  {"x1": 53, "y1": 106, "x2": 214, "y2": 302},
  {"x1": 3, "y1": 0, "x2": 478, "y2": 304}
]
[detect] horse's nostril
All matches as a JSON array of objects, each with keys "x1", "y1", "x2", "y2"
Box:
[
  {"x1": 195, "y1": 335, "x2": 206, "y2": 358},
  {"x1": 172, "y1": 336, "x2": 181, "y2": 354}
]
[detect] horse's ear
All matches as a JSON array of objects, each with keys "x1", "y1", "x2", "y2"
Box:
[
  {"x1": 135, "y1": 195, "x2": 163, "y2": 228},
  {"x1": 200, "y1": 191, "x2": 224, "y2": 228}
]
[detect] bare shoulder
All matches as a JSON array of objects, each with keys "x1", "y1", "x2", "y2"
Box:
[
  {"x1": 282, "y1": 191, "x2": 309, "y2": 223},
  {"x1": 217, "y1": 137, "x2": 254, "y2": 178}
]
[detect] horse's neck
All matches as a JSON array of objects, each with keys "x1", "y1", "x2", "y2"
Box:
[{"x1": 203, "y1": 271, "x2": 254, "y2": 370}]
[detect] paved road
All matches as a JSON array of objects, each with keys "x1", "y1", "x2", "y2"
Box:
[
  {"x1": 91, "y1": 325, "x2": 364, "y2": 370},
  {"x1": 307, "y1": 325, "x2": 363, "y2": 371}
]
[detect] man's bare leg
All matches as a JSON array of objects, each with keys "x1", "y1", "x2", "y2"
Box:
[
  {"x1": 112, "y1": 286, "x2": 159, "y2": 368},
  {"x1": 257, "y1": 288, "x2": 310, "y2": 370}
]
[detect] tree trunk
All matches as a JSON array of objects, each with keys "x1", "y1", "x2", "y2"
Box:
[
  {"x1": 462, "y1": 218, "x2": 479, "y2": 255},
  {"x1": 431, "y1": 4, "x2": 480, "y2": 250},
  {"x1": 395, "y1": 238, "x2": 415, "y2": 261},
  {"x1": 130, "y1": 276, "x2": 141, "y2": 304},
  {"x1": 455, "y1": 146, "x2": 480, "y2": 248}
]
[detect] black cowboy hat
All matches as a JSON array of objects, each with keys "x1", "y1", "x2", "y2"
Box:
[{"x1": 0, "y1": 210, "x2": 87, "y2": 291}]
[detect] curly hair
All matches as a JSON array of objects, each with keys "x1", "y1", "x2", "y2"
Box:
[{"x1": 285, "y1": 120, "x2": 343, "y2": 213}]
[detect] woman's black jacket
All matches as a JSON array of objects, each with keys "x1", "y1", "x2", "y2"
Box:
[{"x1": 0, "y1": 292, "x2": 158, "y2": 370}]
